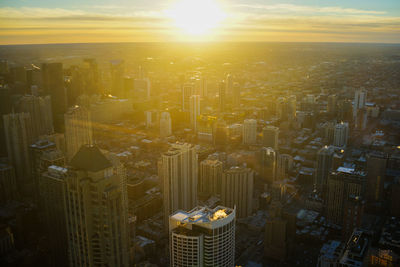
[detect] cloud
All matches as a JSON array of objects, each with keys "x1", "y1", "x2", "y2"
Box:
[{"x1": 234, "y1": 3, "x2": 387, "y2": 15}]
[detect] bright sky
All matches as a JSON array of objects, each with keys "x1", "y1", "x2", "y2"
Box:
[{"x1": 0, "y1": 0, "x2": 399, "y2": 44}]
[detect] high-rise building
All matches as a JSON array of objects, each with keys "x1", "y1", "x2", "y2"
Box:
[
  {"x1": 30, "y1": 139, "x2": 64, "y2": 202},
  {"x1": 182, "y1": 83, "x2": 194, "y2": 112},
  {"x1": 160, "y1": 143, "x2": 198, "y2": 227},
  {"x1": 326, "y1": 167, "x2": 365, "y2": 225},
  {"x1": 133, "y1": 77, "x2": 151, "y2": 100},
  {"x1": 233, "y1": 82, "x2": 240, "y2": 107},
  {"x1": 277, "y1": 154, "x2": 293, "y2": 180},
  {"x1": 260, "y1": 147, "x2": 276, "y2": 184},
  {"x1": 169, "y1": 206, "x2": 235, "y2": 267},
  {"x1": 218, "y1": 81, "x2": 226, "y2": 113},
  {"x1": 65, "y1": 145, "x2": 130, "y2": 266},
  {"x1": 365, "y1": 151, "x2": 387, "y2": 202},
  {"x1": 41, "y1": 62, "x2": 67, "y2": 132},
  {"x1": 3, "y1": 112, "x2": 34, "y2": 194},
  {"x1": 353, "y1": 89, "x2": 367, "y2": 117},
  {"x1": 243, "y1": 119, "x2": 257, "y2": 145},
  {"x1": 160, "y1": 111, "x2": 172, "y2": 137},
  {"x1": 189, "y1": 95, "x2": 201, "y2": 132},
  {"x1": 342, "y1": 195, "x2": 364, "y2": 241},
  {"x1": 333, "y1": 122, "x2": 349, "y2": 148},
  {"x1": 213, "y1": 119, "x2": 228, "y2": 149},
  {"x1": 0, "y1": 162, "x2": 17, "y2": 204},
  {"x1": 338, "y1": 99, "x2": 353, "y2": 122},
  {"x1": 327, "y1": 95, "x2": 337, "y2": 114},
  {"x1": 110, "y1": 59, "x2": 125, "y2": 97},
  {"x1": 40, "y1": 165, "x2": 69, "y2": 266},
  {"x1": 17, "y1": 94, "x2": 54, "y2": 139},
  {"x1": 262, "y1": 126, "x2": 279, "y2": 150},
  {"x1": 315, "y1": 146, "x2": 334, "y2": 191},
  {"x1": 322, "y1": 121, "x2": 335, "y2": 145},
  {"x1": 64, "y1": 106, "x2": 93, "y2": 161},
  {"x1": 264, "y1": 201, "x2": 289, "y2": 260},
  {"x1": 225, "y1": 74, "x2": 233, "y2": 95},
  {"x1": 199, "y1": 159, "x2": 223, "y2": 195},
  {"x1": 221, "y1": 166, "x2": 254, "y2": 218}
]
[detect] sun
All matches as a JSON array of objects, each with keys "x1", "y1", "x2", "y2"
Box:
[{"x1": 167, "y1": 0, "x2": 226, "y2": 36}]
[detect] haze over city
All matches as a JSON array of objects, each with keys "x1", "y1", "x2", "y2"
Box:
[{"x1": 0, "y1": 1, "x2": 400, "y2": 267}]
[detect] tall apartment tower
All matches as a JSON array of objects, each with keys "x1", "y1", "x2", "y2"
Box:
[
  {"x1": 64, "y1": 145, "x2": 130, "y2": 266},
  {"x1": 277, "y1": 154, "x2": 293, "y2": 180},
  {"x1": 199, "y1": 159, "x2": 223, "y2": 195},
  {"x1": 3, "y1": 112, "x2": 34, "y2": 194},
  {"x1": 260, "y1": 147, "x2": 276, "y2": 184},
  {"x1": 262, "y1": 126, "x2": 279, "y2": 150},
  {"x1": 326, "y1": 167, "x2": 365, "y2": 225},
  {"x1": 160, "y1": 111, "x2": 172, "y2": 137},
  {"x1": 333, "y1": 122, "x2": 349, "y2": 148},
  {"x1": 365, "y1": 151, "x2": 387, "y2": 202},
  {"x1": 160, "y1": 143, "x2": 198, "y2": 226},
  {"x1": 110, "y1": 59, "x2": 125, "y2": 97},
  {"x1": 189, "y1": 95, "x2": 201, "y2": 132},
  {"x1": 221, "y1": 166, "x2": 254, "y2": 218},
  {"x1": 218, "y1": 81, "x2": 226, "y2": 113},
  {"x1": 243, "y1": 119, "x2": 257, "y2": 145},
  {"x1": 0, "y1": 162, "x2": 18, "y2": 204},
  {"x1": 233, "y1": 82, "x2": 240, "y2": 107},
  {"x1": 30, "y1": 139, "x2": 65, "y2": 203},
  {"x1": 315, "y1": 146, "x2": 334, "y2": 191},
  {"x1": 40, "y1": 165, "x2": 69, "y2": 267},
  {"x1": 225, "y1": 74, "x2": 233, "y2": 95},
  {"x1": 169, "y1": 206, "x2": 235, "y2": 267},
  {"x1": 327, "y1": 95, "x2": 337, "y2": 114},
  {"x1": 17, "y1": 94, "x2": 54, "y2": 138},
  {"x1": 182, "y1": 83, "x2": 194, "y2": 112},
  {"x1": 353, "y1": 89, "x2": 367, "y2": 117},
  {"x1": 41, "y1": 62, "x2": 67, "y2": 132},
  {"x1": 264, "y1": 201, "x2": 289, "y2": 261},
  {"x1": 64, "y1": 106, "x2": 93, "y2": 161}
]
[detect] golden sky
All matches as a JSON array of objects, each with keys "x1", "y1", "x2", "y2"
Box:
[{"x1": 1, "y1": 1, "x2": 399, "y2": 44}]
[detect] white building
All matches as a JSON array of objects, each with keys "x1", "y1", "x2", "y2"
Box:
[
  {"x1": 169, "y1": 206, "x2": 235, "y2": 267},
  {"x1": 353, "y1": 89, "x2": 367, "y2": 117},
  {"x1": 160, "y1": 143, "x2": 198, "y2": 228}
]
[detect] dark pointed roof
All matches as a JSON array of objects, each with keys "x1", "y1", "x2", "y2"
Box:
[{"x1": 70, "y1": 145, "x2": 112, "y2": 172}]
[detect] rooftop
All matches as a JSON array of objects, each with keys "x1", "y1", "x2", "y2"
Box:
[
  {"x1": 171, "y1": 206, "x2": 234, "y2": 224},
  {"x1": 70, "y1": 145, "x2": 112, "y2": 172}
]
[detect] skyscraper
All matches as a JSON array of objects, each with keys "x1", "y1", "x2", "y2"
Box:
[
  {"x1": 160, "y1": 111, "x2": 172, "y2": 137},
  {"x1": 182, "y1": 83, "x2": 194, "y2": 112},
  {"x1": 218, "y1": 81, "x2": 226, "y2": 113},
  {"x1": 41, "y1": 62, "x2": 67, "y2": 132},
  {"x1": 169, "y1": 206, "x2": 235, "y2": 267},
  {"x1": 233, "y1": 82, "x2": 240, "y2": 107},
  {"x1": 160, "y1": 143, "x2": 198, "y2": 227},
  {"x1": 365, "y1": 151, "x2": 387, "y2": 202},
  {"x1": 40, "y1": 165, "x2": 69, "y2": 266},
  {"x1": 189, "y1": 95, "x2": 200, "y2": 132},
  {"x1": 199, "y1": 159, "x2": 223, "y2": 195},
  {"x1": 30, "y1": 139, "x2": 64, "y2": 203},
  {"x1": 342, "y1": 195, "x2": 364, "y2": 241},
  {"x1": 3, "y1": 112, "x2": 34, "y2": 194},
  {"x1": 213, "y1": 119, "x2": 228, "y2": 150},
  {"x1": 65, "y1": 145, "x2": 130, "y2": 266},
  {"x1": 262, "y1": 125, "x2": 279, "y2": 150},
  {"x1": 110, "y1": 59, "x2": 125, "y2": 97},
  {"x1": 260, "y1": 147, "x2": 276, "y2": 184},
  {"x1": 221, "y1": 166, "x2": 254, "y2": 218},
  {"x1": 64, "y1": 106, "x2": 93, "y2": 161},
  {"x1": 264, "y1": 201, "x2": 289, "y2": 260},
  {"x1": 327, "y1": 94, "x2": 337, "y2": 114},
  {"x1": 315, "y1": 146, "x2": 334, "y2": 191},
  {"x1": 225, "y1": 73, "x2": 233, "y2": 95},
  {"x1": 353, "y1": 89, "x2": 367, "y2": 117},
  {"x1": 17, "y1": 94, "x2": 54, "y2": 139},
  {"x1": 0, "y1": 162, "x2": 17, "y2": 204},
  {"x1": 243, "y1": 119, "x2": 257, "y2": 145},
  {"x1": 333, "y1": 122, "x2": 349, "y2": 148},
  {"x1": 326, "y1": 167, "x2": 365, "y2": 225},
  {"x1": 277, "y1": 154, "x2": 293, "y2": 180}
]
